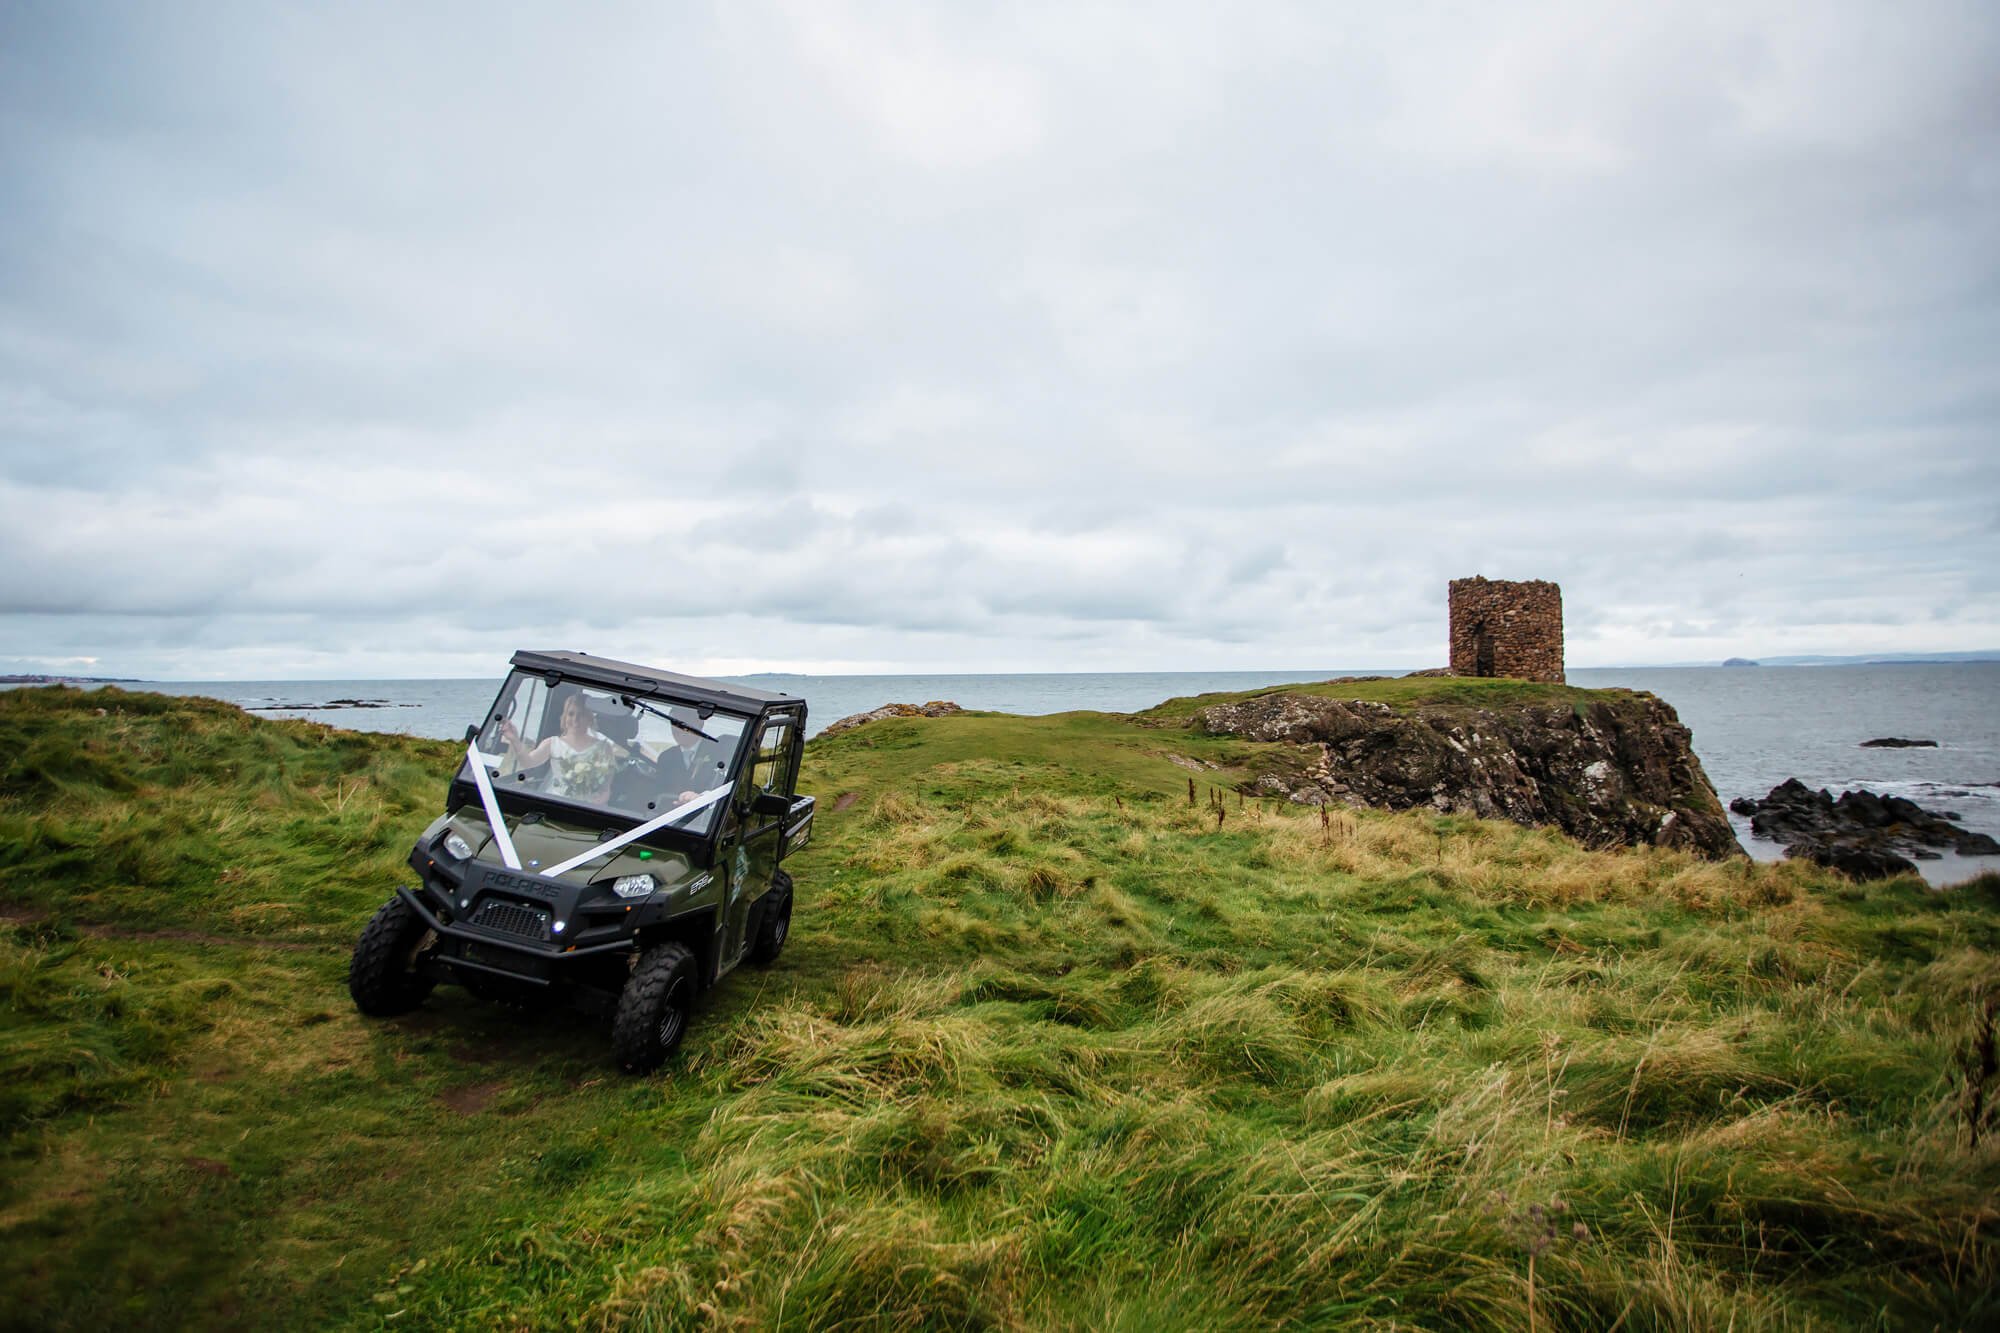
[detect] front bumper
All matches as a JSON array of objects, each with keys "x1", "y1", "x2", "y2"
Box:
[
  {"x1": 402, "y1": 855, "x2": 653, "y2": 987},
  {"x1": 399, "y1": 886, "x2": 633, "y2": 987}
]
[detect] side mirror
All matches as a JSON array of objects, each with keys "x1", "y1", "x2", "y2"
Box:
[{"x1": 751, "y1": 791, "x2": 790, "y2": 816}]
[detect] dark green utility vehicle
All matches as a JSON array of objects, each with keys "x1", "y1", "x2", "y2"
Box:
[{"x1": 347, "y1": 650, "x2": 814, "y2": 1071}]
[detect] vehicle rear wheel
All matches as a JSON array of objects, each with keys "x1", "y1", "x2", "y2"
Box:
[
  {"x1": 348, "y1": 895, "x2": 437, "y2": 1017},
  {"x1": 612, "y1": 942, "x2": 698, "y2": 1073},
  {"x1": 747, "y1": 871, "x2": 793, "y2": 967}
]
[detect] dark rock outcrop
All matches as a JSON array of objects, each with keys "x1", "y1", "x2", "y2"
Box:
[
  {"x1": 246, "y1": 697, "x2": 418, "y2": 711},
  {"x1": 821, "y1": 701, "x2": 964, "y2": 738},
  {"x1": 1859, "y1": 737, "x2": 1937, "y2": 748},
  {"x1": 1792, "y1": 841, "x2": 1920, "y2": 880},
  {"x1": 1194, "y1": 690, "x2": 1739, "y2": 858},
  {"x1": 1729, "y1": 778, "x2": 2000, "y2": 878}
]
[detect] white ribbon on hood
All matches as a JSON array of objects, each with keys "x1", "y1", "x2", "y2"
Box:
[
  {"x1": 466, "y1": 742, "x2": 523, "y2": 870},
  {"x1": 541, "y1": 781, "x2": 736, "y2": 879},
  {"x1": 465, "y1": 741, "x2": 734, "y2": 881}
]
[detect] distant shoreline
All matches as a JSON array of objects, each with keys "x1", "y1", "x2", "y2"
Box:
[{"x1": 7, "y1": 655, "x2": 1999, "y2": 687}]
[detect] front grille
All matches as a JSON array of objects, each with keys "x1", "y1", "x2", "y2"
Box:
[{"x1": 472, "y1": 899, "x2": 549, "y2": 941}]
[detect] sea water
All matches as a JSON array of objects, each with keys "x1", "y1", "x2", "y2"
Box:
[{"x1": 128, "y1": 663, "x2": 2000, "y2": 885}]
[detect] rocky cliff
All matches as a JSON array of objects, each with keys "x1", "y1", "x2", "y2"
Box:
[
  {"x1": 1188, "y1": 688, "x2": 1740, "y2": 858},
  {"x1": 820, "y1": 700, "x2": 964, "y2": 737}
]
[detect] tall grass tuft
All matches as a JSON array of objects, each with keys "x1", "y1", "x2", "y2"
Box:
[{"x1": 3, "y1": 687, "x2": 1998, "y2": 1328}]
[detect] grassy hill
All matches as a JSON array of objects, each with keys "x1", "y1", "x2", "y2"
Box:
[
  {"x1": 1131, "y1": 673, "x2": 1600, "y2": 719},
  {"x1": 2, "y1": 686, "x2": 1998, "y2": 1329}
]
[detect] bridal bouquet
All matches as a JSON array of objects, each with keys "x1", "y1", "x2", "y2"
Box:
[{"x1": 556, "y1": 744, "x2": 615, "y2": 797}]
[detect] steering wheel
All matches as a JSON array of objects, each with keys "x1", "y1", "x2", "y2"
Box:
[{"x1": 608, "y1": 748, "x2": 670, "y2": 811}]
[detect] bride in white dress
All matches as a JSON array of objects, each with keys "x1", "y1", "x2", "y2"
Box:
[{"x1": 497, "y1": 693, "x2": 621, "y2": 802}]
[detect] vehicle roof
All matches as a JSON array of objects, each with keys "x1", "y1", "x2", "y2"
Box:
[{"x1": 509, "y1": 650, "x2": 804, "y2": 715}]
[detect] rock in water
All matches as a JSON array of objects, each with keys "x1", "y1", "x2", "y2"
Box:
[
  {"x1": 1859, "y1": 737, "x2": 1937, "y2": 748},
  {"x1": 1192, "y1": 690, "x2": 1740, "y2": 858},
  {"x1": 1730, "y1": 778, "x2": 2000, "y2": 879},
  {"x1": 1786, "y1": 840, "x2": 1919, "y2": 880}
]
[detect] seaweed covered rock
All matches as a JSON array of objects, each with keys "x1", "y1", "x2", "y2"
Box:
[
  {"x1": 1196, "y1": 689, "x2": 1740, "y2": 858},
  {"x1": 1730, "y1": 778, "x2": 2000, "y2": 878}
]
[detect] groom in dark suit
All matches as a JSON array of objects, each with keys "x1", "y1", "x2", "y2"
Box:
[{"x1": 656, "y1": 708, "x2": 723, "y2": 802}]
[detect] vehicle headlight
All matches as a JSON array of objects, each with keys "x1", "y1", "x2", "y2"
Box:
[
  {"x1": 611, "y1": 874, "x2": 656, "y2": 899},
  {"x1": 443, "y1": 832, "x2": 474, "y2": 861}
]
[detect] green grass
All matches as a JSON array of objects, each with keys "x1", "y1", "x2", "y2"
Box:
[
  {"x1": 3, "y1": 686, "x2": 1999, "y2": 1329},
  {"x1": 1134, "y1": 673, "x2": 1602, "y2": 721}
]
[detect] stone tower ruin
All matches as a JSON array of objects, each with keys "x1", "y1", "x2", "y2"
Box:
[{"x1": 1448, "y1": 577, "x2": 1564, "y2": 682}]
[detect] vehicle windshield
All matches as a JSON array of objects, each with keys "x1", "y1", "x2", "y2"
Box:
[{"x1": 461, "y1": 672, "x2": 750, "y2": 837}]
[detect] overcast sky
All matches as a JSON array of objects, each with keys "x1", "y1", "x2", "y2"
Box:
[{"x1": 2, "y1": 2, "x2": 1996, "y2": 679}]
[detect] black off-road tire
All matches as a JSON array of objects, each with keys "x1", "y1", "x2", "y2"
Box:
[
  {"x1": 747, "y1": 871, "x2": 793, "y2": 967},
  {"x1": 348, "y1": 895, "x2": 437, "y2": 1017},
  {"x1": 612, "y1": 942, "x2": 698, "y2": 1074}
]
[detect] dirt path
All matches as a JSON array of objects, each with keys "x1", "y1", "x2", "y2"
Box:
[{"x1": 0, "y1": 906, "x2": 320, "y2": 951}]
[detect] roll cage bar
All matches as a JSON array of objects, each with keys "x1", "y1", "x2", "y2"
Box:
[{"x1": 507, "y1": 650, "x2": 805, "y2": 716}]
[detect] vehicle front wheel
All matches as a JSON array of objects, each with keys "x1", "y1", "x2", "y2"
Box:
[
  {"x1": 747, "y1": 871, "x2": 793, "y2": 967},
  {"x1": 612, "y1": 942, "x2": 698, "y2": 1074},
  {"x1": 348, "y1": 895, "x2": 437, "y2": 1017}
]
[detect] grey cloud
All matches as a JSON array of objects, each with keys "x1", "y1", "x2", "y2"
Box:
[{"x1": 1, "y1": 1, "x2": 1996, "y2": 678}]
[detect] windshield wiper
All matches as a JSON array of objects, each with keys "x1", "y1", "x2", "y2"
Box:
[{"x1": 621, "y1": 695, "x2": 718, "y2": 743}]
